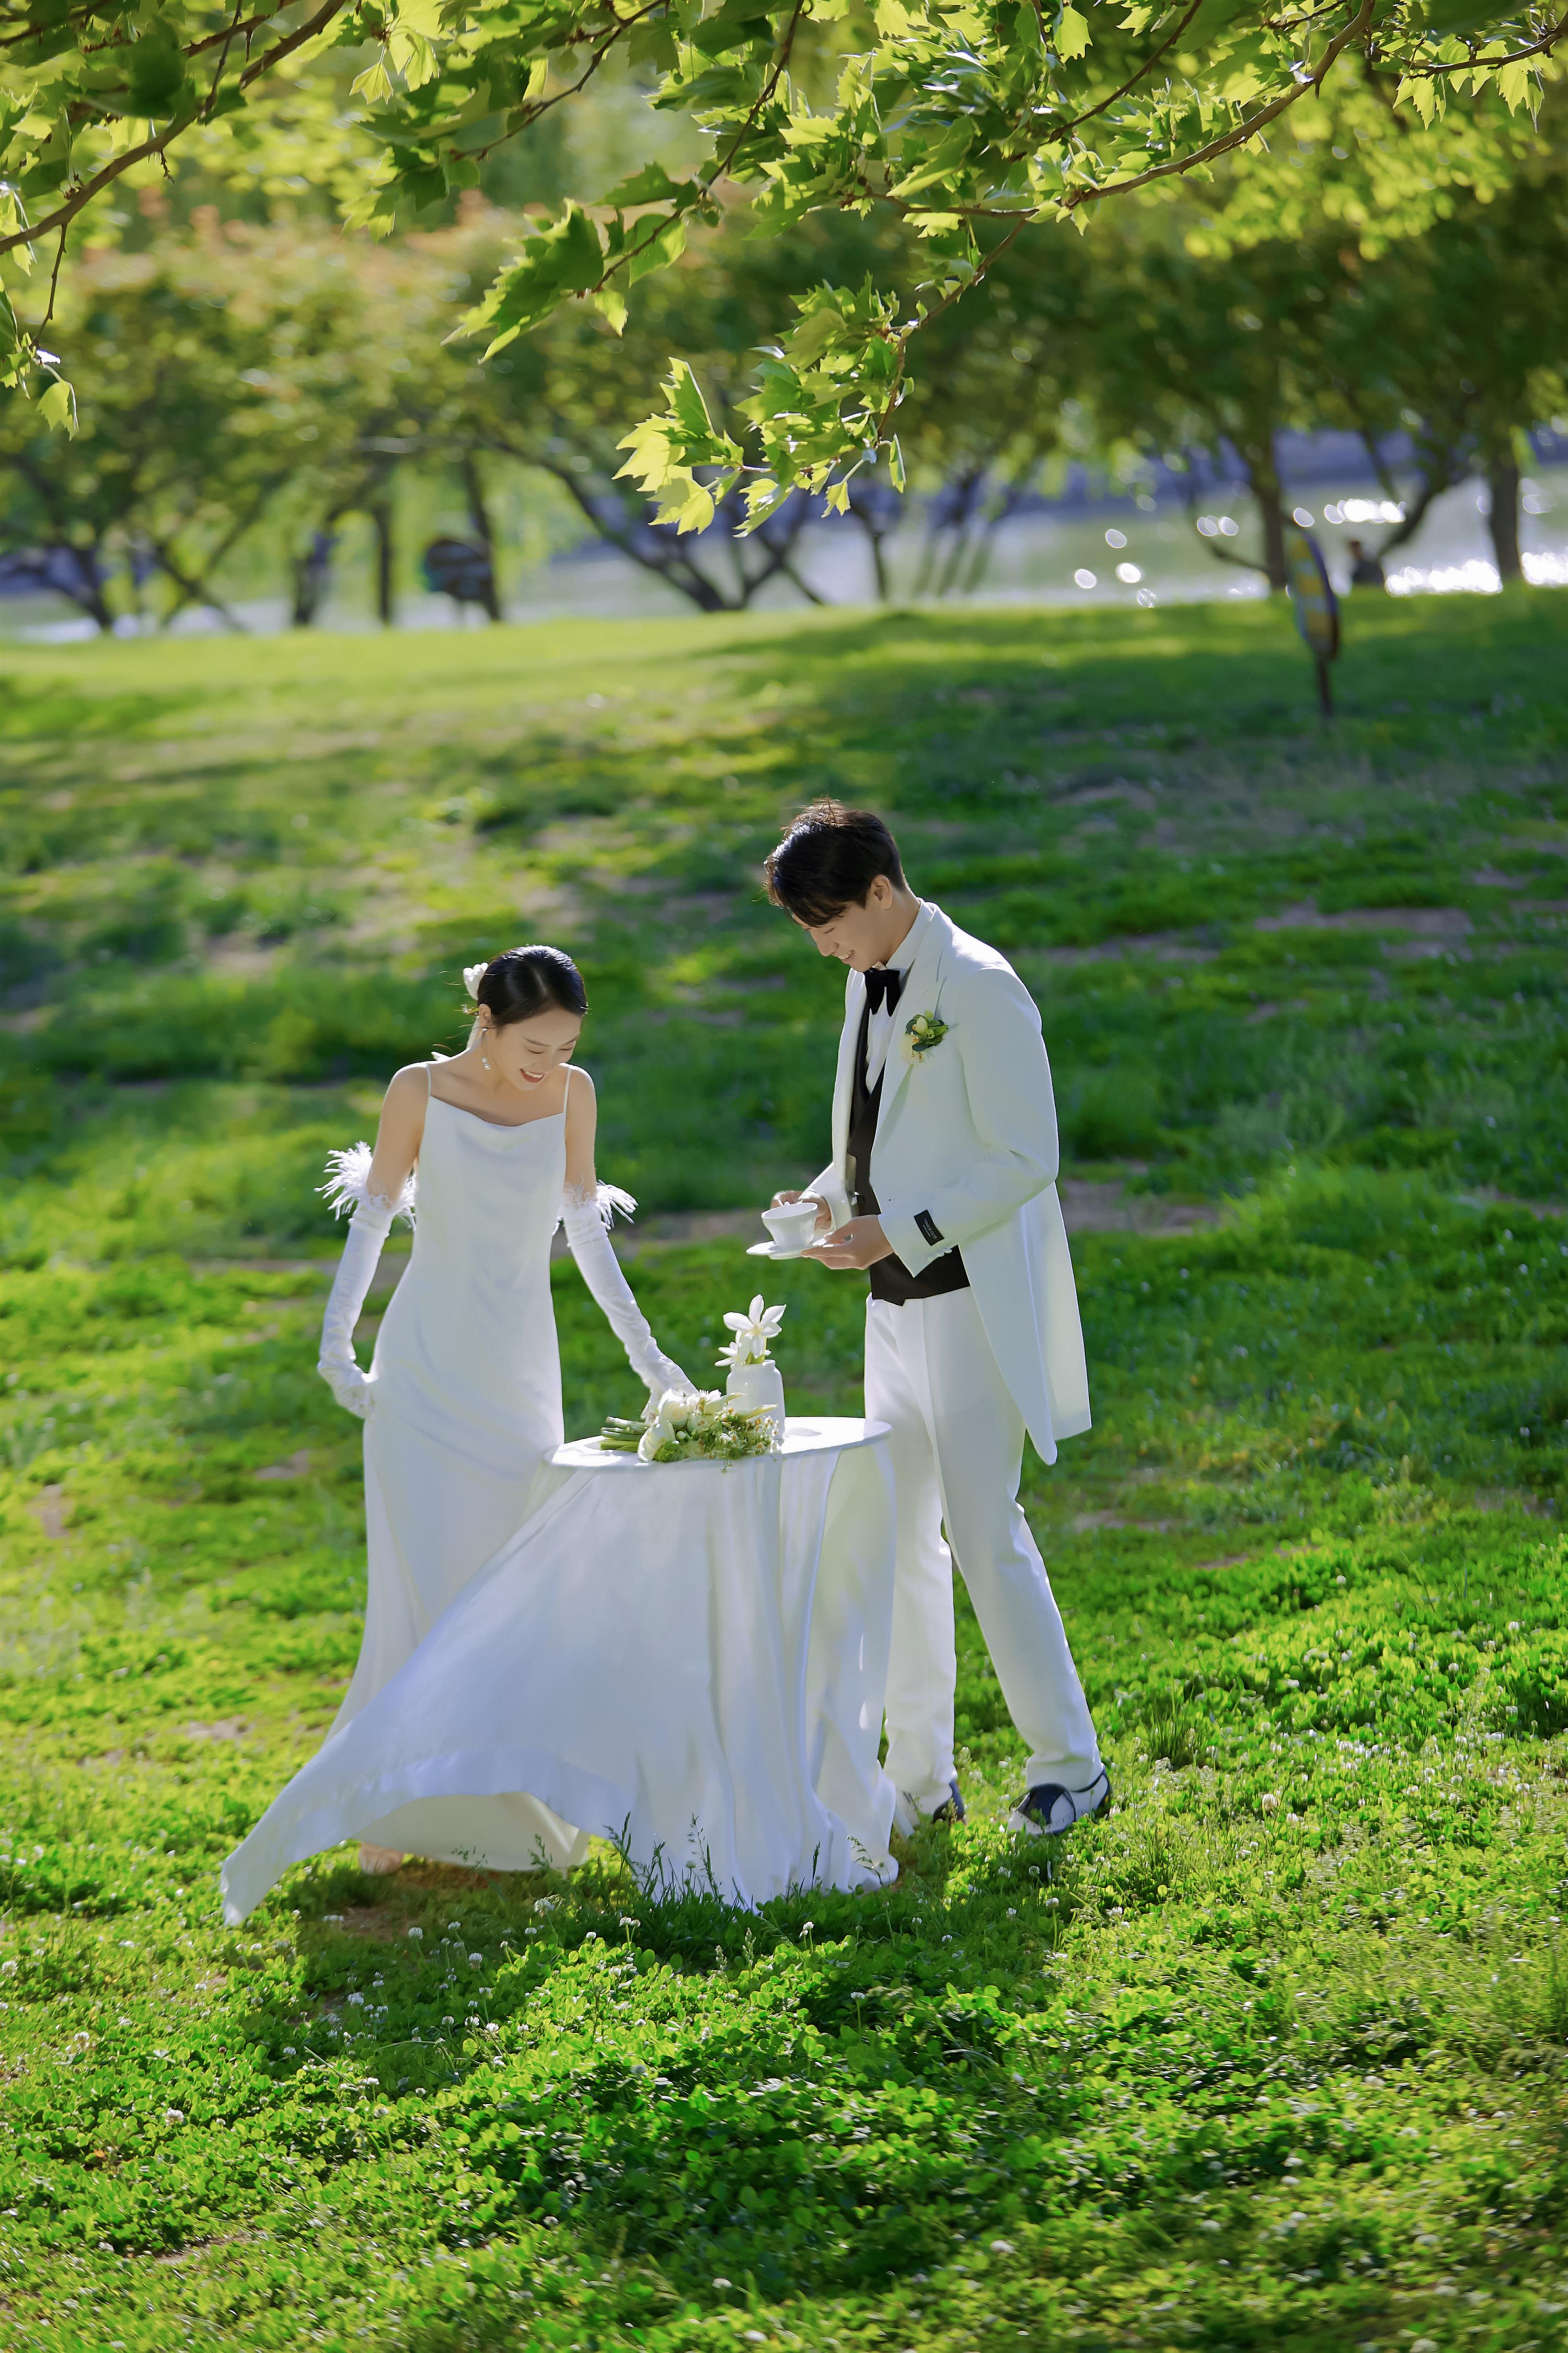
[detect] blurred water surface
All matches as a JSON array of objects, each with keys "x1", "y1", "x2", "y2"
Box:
[{"x1": 7, "y1": 463, "x2": 1564, "y2": 641}]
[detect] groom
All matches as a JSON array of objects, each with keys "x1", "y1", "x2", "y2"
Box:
[{"x1": 767, "y1": 800, "x2": 1109, "y2": 1839}]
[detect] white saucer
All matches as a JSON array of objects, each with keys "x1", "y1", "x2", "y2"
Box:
[{"x1": 746, "y1": 1239, "x2": 813, "y2": 1260}]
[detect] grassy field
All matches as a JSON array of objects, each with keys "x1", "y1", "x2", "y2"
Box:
[{"x1": 2, "y1": 591, "x2": 1567, "y2": 2353}]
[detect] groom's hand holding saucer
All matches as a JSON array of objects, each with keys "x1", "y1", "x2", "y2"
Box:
[
  {"x1": 807, "y1": 1215, "x2": 894, "y2": 1269},
  {"x1": 770, "y1": 1190, "x2": 894, "y2": 1270}
]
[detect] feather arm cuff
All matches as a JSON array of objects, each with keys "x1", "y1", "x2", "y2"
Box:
[
  {"x1": 319, "y1": 1143, "x2": 417, "y2": 1227},
  {"x1": 562, "y1": 1179, "x2": 637, "y2": 1232}
]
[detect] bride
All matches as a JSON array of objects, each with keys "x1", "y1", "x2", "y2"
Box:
[{"x1": 314, "y1": 943, "x2": 690, "y2": 1875}]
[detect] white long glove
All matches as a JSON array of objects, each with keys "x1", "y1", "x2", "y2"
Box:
[
  {"x1": 563, "y1": 1189, "x2": 691, "y2": 1399},
  {"x1": 318, "y1": 1199, "x2": 393, "y2": 1419}
]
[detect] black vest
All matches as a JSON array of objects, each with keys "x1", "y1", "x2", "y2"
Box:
[{"x1": 848, "y1": 998, "x2": 969, "y2": 1306}]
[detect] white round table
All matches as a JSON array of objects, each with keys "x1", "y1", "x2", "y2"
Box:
[
  {"x1": 533, "y1": 1414, "x2": 898, "y2": 1898},
  {"x1": 222, "y1": 1416, "x2": 899, "y2": 1921},
  {"x1": 550, "y1": 1413, "x2": 889, "y2": 1471}
]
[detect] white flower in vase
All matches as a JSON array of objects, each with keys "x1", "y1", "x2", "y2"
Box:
[
  {"x1": 716, "y1": 1295, "x2": 786, "y2": 1370},
  {"x1": 718, "y1": 1296, "x2": 786, "y2": 1432}
]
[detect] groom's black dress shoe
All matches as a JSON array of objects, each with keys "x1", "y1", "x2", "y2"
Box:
[
  {"x1": 929, "y1": 1780, "x2": 966, "y2": 1827},
  {"x1": 1008, "y1": 1768, "x2": 1111, "y2": 1838}
]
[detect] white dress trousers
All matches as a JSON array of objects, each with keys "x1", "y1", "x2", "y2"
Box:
[{"x1": 864, "y1": 1287, "x2": 1102, "y2": 1826}]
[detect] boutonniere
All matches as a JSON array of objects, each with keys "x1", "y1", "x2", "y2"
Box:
[{"x1": 901, "y1": 1010, "x2": 949, "y2": 1064}]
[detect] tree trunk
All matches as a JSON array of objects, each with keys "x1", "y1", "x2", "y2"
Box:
[
  {"x1": 958, "y1": 479, "x2": 1029, "y2": 596},
  {"x1": 154, "y1": 541, "x2": 247, "y2": 633},
  {"x1": 1485, "y1": 456, "x2": 1521, "y2": 582},
  {"x1": 935, "y1": 521, "x2": 977, "y2": 600},
  {"x1": 668, "y1": 564, "x2": 731, "y2": 613},
  {"x1": 291, "y1": 527, "x2": 333, "y2": 628},
  {"x1": 853, "y1": 511, "x2": 890, "y2": 601},
  {"x1": 370, "y1": 499, "x2": 395, "y2": 626},
  {"x1": 1242, "y1": 442, "x2": 1289, "y2": 593},
  {"x1": 778, "y1": 559, "x2": 826, "y2": 607},
  {"x1": 533, "y1": 457, "x2": 742, "y2": 612},
  {"x1": 75, "y1": 549, "x2": 114, "y2": 634},
  {"x1": 459, "y1": 453, "x2": 501, "y2": 621},
  {"x1": 290, "y1": 555, "x2": 319, "y2": 629}
]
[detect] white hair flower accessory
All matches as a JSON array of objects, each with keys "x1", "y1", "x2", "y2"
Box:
[{"x1": 462, "y1": 962, "x2": 488, "y2": 1000}]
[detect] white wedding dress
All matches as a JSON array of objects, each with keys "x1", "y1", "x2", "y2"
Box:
[
  {"x1": 320, "y1": 1080, "x2": 589, "y2": 1876},
  {"x1": 344, "y1": 1089, "x2": 562, "y2": 1722},
  {"x1": 220, "y1": 1065, "x2": 902, "y2": 1925}
]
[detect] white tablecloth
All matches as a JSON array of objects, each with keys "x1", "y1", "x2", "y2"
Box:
[{"x1": 222, "y1": 1417, "x2": 898, "y2": 1919}]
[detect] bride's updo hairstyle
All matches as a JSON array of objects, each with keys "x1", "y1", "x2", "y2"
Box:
[{"x1": 469, "y1": 945, "x2": 589, "y2": 1027}]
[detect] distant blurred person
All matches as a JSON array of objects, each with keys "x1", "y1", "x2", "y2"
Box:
[{"x1": 1346, "y1": 536, "x2": 1387, "y2": 591}]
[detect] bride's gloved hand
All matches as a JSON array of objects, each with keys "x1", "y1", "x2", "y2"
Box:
[
  {"x1": 318, "y1": 1194, "x2": 395, "y2": 1420},
  {"x1": 562, "y1": 1186, "x2": 695, "y2": 1398}
]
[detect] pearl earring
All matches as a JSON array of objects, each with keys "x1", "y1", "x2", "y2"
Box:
[{"x1": 479, "y1": 1026, "x2": 492, "y2": 1072}]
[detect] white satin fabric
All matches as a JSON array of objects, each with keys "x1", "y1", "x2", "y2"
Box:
[
  {"x1": 221, "y1": 1419, "x2": 899, "y2": 1921},
  {"x1": 340, "y1": 1092, "x2": 563, "y2": 1715}
]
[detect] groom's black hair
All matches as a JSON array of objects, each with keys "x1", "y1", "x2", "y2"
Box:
[{"x1": 765, "y1": 800, "x2": 907, "y2": 926}]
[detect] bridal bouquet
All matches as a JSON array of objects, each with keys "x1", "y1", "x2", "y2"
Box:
[{"x1": 598, "y1": 1387, "x2": 779, "y2": 1465}]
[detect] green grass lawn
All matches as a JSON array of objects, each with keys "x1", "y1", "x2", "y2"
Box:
[{"x1": 3, "y1": 591, "x2": 1567, "y2": 2352}]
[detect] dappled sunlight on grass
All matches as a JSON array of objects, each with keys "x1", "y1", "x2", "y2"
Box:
[{"x1": 2, "y1": 595, "x2": 1566, "y2": 2347}]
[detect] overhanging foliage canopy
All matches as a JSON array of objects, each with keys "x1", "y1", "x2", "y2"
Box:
[{"x1": 2, "y1": 0, "x2": 1562, "y2": 504}]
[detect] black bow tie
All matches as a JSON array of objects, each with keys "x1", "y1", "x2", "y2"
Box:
[{"x1": 865, "y1": 967, "x2": 905, "y2": 1015}]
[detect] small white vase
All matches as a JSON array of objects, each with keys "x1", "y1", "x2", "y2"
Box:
[{"x1": 727, "y1": 1356, "x2": 785, "y2": 1438}]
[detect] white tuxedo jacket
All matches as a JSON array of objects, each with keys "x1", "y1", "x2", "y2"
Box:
[{"x1": 808, "y1": 902, "x2": 1090, "y2": 1465}]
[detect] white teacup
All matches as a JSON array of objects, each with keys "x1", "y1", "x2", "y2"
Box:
[{"x1": 762, "y1": 1199, "x2": 821, "y2": 1257}]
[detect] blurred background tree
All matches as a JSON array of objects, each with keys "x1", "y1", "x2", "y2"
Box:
[
  {"x1": 2, "y1": 60, "x2": 1563, "y2": 627},
  {"x1": 0, "y1": 224, "x2": 439, "y2": 631},
  {"x1": 1081, "y1": 226, "x2": 1352, "y2": 594},
  {"x1": 0, "y1": 0, "x2": 1558, "y2": 531},
  {"x1": 1316, "y1": 173, "x2": 1568, "y2": 581}
]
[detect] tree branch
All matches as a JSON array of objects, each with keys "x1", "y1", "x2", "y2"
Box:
[
  {"x1": 149, "y1": 533, "x2": 249, "y2": 632},
  {"x1": 536, "y1": 456, "x2": 738, "y2": 611},
  {"x1": 874, "y1": 0, "x2": 1381, "y2": 229},
  {"x1": 1047, "y1": 0, "x2": 1208, "y2": 144},
  {"x1": 463, "y1": 0, "x2": 671, "y2": 164},
  {"x1": 1408, "y1": 9, "x2": 1567, "y2": 74},
  {"x1": 1064, "y1": 0, "x2": 1380, "y2": 213},
  {"x1": 234, "y1": 0, "x2": 350, "y2": 94},
  {"x1": 546, "y1": 0, "x2": 806, "y2": 309},
  {"x1": 0, "y1": 0, "x2": 349, "y2": 255},
  {"x1": 0, "y1": 131, "x2": 166, "y2": 256}
]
